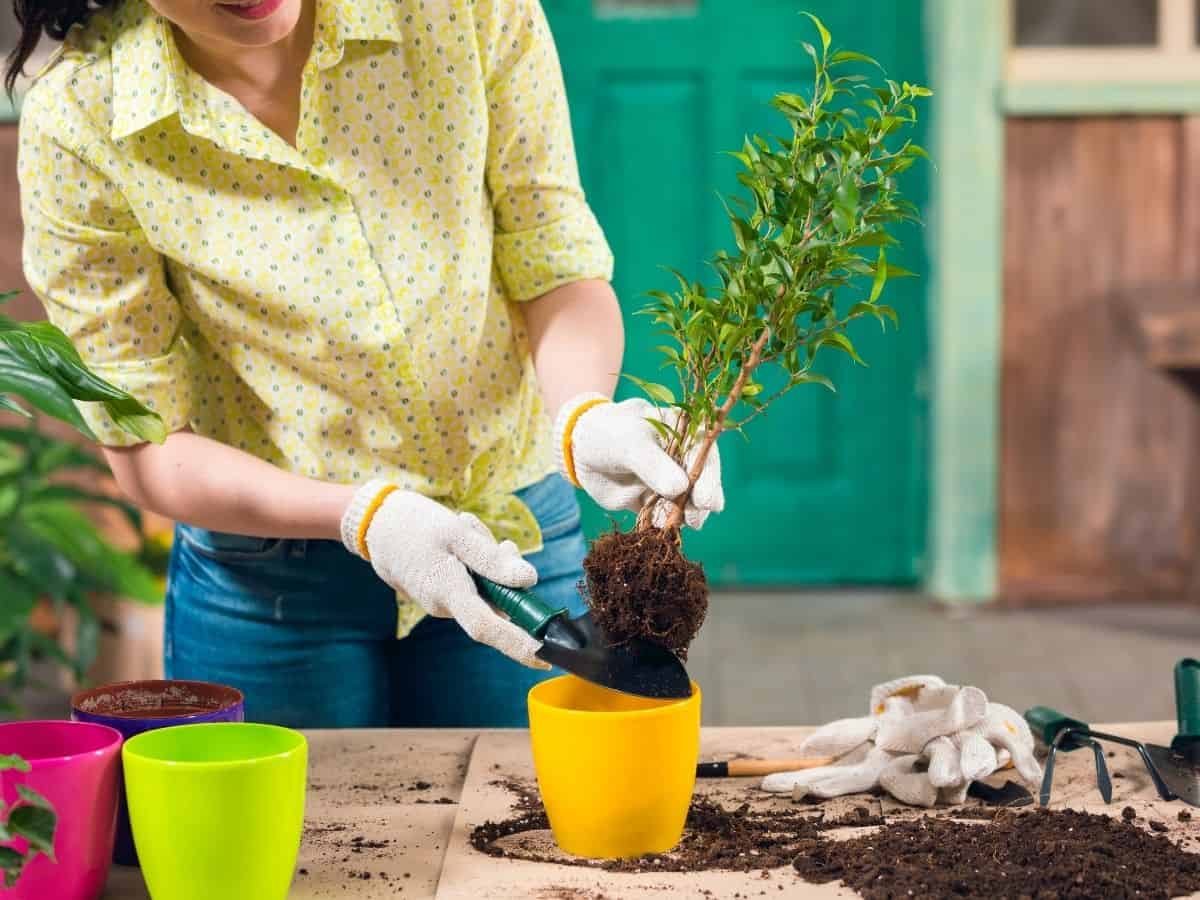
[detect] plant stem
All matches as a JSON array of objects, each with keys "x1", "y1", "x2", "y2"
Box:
[{"x1": 650, "y1": 326, "x2": 771, "y2": 530}]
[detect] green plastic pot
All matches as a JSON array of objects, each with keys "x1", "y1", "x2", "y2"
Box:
[{"x1": 122, "y1": 722, "x2": 307, "y2": 900}]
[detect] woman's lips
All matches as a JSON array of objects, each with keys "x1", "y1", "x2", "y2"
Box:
[{"x1": 217, "y1": 0, "x2": 285, "y2": 20}]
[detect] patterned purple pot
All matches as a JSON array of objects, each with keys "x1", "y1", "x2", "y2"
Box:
[{"x1": 70, "y1": 680, "x2": 245, "y2": 867}]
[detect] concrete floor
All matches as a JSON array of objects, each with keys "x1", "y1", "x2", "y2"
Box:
[
  {"x1": 688, "y1": 591, "x2": 1198, "y2": 727},
  {"x1": 13, "y1": 592, "x2": 1196, "y2": 728}
]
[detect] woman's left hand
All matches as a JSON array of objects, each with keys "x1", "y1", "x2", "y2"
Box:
[{"x1": 553, "y1": 392, "x2": 724, "y2": 530}]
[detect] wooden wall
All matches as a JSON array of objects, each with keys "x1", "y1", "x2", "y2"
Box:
[{"x1": 1002, "y1": 116, "x2": 1200, "y2": 604}]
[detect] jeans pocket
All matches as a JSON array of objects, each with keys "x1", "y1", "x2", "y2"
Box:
[{"x1": 176, "y1": 525, "x2": 286, "y2": 562}]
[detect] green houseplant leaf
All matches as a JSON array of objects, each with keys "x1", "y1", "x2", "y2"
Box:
[
  {"x1": 8, "y1": 805, "x2": 55, "y2": 859},
  {"x1": 19, "y1": 502, "x2": 162, "y2": 604},
  {"x1": 0, "y1": 307, "x2": 166, "y2": 443}
]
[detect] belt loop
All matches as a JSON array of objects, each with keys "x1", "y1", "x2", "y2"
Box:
[{"x1": 289, "y1": 539, "x2": 308, "y2": 559}]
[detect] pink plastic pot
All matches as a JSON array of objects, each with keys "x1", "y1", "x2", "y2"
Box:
[{"x1": 0, "y1": 720, "x2": 122, "y2": 900}]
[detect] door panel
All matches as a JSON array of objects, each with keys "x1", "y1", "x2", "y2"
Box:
[{"x1": 545, "y1": 0, "x2": 930, "y2": 585}]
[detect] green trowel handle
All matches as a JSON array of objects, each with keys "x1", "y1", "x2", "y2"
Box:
[
  {"x1": 1025, "y1": 706, "x2": 1088, "y2": 746},
  {"x1": 471, "y1": 575, "x2": 568, "y2": 638},
  {"x1": 1174, "y1": 659, "x2": 1200, "y2": 743}
]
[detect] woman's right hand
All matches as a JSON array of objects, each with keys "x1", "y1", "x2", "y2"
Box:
[{"x1": 340, "y1": 482, "x2": 547, "y2": 668}]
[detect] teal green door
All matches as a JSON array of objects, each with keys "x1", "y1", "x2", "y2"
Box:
[{"x1": 544, "y1": 1, "x2": 930, "y2": 586}]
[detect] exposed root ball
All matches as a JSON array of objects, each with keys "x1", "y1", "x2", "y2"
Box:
[{"x1": 582, "y1": 527, "x2": 708, "y2": 656}]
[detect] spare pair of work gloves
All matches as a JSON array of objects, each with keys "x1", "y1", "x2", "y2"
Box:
[{"x1": 761, "y1": 676, "x2": 1043, "y2": 807}]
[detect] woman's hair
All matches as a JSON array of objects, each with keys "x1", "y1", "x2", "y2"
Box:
[{"x1": 5, "y1": 0, "x2": 117, "y2": 96}]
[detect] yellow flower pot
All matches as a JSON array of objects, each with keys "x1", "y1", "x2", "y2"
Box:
[{"x1": 527, "y1": 675, "x2": 701, "y2": 859}]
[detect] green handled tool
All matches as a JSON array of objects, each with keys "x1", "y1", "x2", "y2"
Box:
[
  {"x1": 1155, "y1": 658, "x2": 1200, "y2": 806},
  {"x1": 1025, "y1": 706, "x2": 1175, "y2": 807},
  {"x1": 472, "y1": 575, "x2": 692, "y2": 701}
]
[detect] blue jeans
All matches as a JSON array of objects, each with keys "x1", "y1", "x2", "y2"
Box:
[{"x1": 164, "y1": 474, "x2": 586, "y2": 728}]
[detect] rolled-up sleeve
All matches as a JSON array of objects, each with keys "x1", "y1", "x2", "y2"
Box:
[
  {"x1": 477, "y1": 0, "x2": 614, "y2": 301},
  {"x1": 18, "y1": 90, "x2": 194, "y2": 445}
]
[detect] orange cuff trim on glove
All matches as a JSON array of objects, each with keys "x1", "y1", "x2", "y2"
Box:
[
  {"x1": 561, "y1": 397, "x2": 610, "y2": 488},
  {"x1": 356, "y1": 484, "x2": 400, "y2": 561}
]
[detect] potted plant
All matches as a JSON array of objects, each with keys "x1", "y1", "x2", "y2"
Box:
[{"x1": 583, "y1": 16, "x2": 931, "y2": 656}]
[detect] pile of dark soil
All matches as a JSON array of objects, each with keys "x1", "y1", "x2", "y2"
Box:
[
  {"x1": 583, "y1": 527, "x2": 708, "y2": 656},
  {"x1": 794, "y1": 807, "x2": 1200, "y2": 899},
  {"x1": 472, "y1": 786, "x2": 1200, "y2": 898},
  {"x1": 472, "y1": 796, "x2": 823, "y2": 872}
]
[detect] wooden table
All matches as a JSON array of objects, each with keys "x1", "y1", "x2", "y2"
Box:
[{"x1": 103, "y1": 722, "x2": 1197, "y2": 899}]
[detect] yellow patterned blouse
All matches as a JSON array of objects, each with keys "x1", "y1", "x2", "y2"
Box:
[{"x1": 18, "y1": 0, "x2": 613, "y2": 593}]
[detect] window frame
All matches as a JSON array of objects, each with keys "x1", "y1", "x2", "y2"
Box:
[{"x1": 1004, "y1": 0, "x2": 1200, "y2": 114}]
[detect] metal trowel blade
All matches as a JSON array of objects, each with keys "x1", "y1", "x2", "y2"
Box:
[
  {"x1": 535, "y1": 610, "x2": 693, "y2": 701},
  {"x1": 1146, "y1": 743, "x2": 1200, "y2": 806}
]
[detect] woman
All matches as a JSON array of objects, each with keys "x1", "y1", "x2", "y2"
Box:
[{"x1": 12, "y1": 0, "x2": 722, "y2": 727}]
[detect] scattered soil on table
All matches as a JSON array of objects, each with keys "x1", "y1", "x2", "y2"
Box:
[
  {"x1": 472, "y1": 783, "x2": 1200, "y2": 898},
  {"x1": 794, "y1": 807, "x2": 1200, "y2": 899},
  {"x1": 472, "y1": 786, "x2": 829, "y2": 872},
  {"x1": 583, "y1": 527, "x2": 708, "y2": 656},
  {"x1": 1183, "y1": 810, "x2": 1194, "y2": 822},
  {"x1": 536, "y1": 888, "x2": 613, "y2": 900}
]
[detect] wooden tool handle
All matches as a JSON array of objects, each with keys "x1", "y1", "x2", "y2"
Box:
[{"x1": 724, "y1": 758, "x2": 835, "y2": 777}]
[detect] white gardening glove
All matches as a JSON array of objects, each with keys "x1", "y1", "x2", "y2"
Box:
[
  {"x1": 761, "y1": 676, "x2": 949, "y2": 797},
  {"x1": 934, "y1": 702, "x2": 1042, "y2": 787},
  {"x1": 340, "y1": 481, "x2": 547, "y2": 669},
  {"x1": 762, "y1": 676, "x2": 998, "y2": 808},
  {"x1": 553, "y1": 392, "x2": 723, "y2": 530}
]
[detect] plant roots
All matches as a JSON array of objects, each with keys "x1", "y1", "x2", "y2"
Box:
[{"x1": 582, "y1": 527, "x2": 708, "y2": 657}]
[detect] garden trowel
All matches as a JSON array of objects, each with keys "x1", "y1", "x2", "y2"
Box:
[
  {"x1": 472, "y1": 575, "x2": 692, "y2": 700},
  {"x1": 1144, "y1": 658, "x2": 1200, "y2": 807}
]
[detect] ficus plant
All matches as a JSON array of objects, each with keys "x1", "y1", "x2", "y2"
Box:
[
  {"x1": 0, "y1": 754, "x2": 55, "y2": 889},
  {"x1": 583, "y1": 14, "x2": 931, "y2": 655}
]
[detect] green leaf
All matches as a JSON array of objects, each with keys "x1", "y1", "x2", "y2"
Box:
[
  {"x1": 849, "y1": 231, "x2": 897, "y2": 248},
  {"x1": 0, "y1": 292, "x2": 20, "y2": 306},
  {"x1": 9, "y1": 804, "x2": 56, "y2": 859},
  {"x1": 740, "y1": 382, "x2": 763, "y2": 398},
  {"x1": 644, "y1": 416, "x2": 676, "y2": 446},
  {"x1": 795, "y1": 373, "x2": 837, "y2": 392},
  {"x1": 0, "y1": 846, "x2": 25, "y2": 890},
  {"x1": 0, "y1": 755, "x2": 30, "y2": 773},
  {"x1": 14, "y1": 786, "x2": 49, "y2": 810},
  {"x1": 832, "y1": 180, "x2": 860, "y2": 234},
  {"x1": 19, "y1": 502, "x2": 162, "y2": 603},
  {"x1": 882, "y1": 263, "x2": 918, "y2": 279},
  {"x1": 0, "y1": 323, "x2": 166, "y2": 443},
  {"x1": 0, "y1": 395, "x2": 30, "y2": 419},
  {"x1": 906, "y1": 143, "x2": 933, "y2": 162},
  {"x1": 103, "y1": 399, "x2": 166, "y2": 444},
  {"x1": 619, "y1": 374, "x2": 676, "y2": 406},
  {"x1": 831, "y1": 49, "x2": 881, "y2": 68},
  {"x1": 730, "y1": 216, "x2": 757, "y2": 254},
  {"x1": 870, "y1": 248, "x2": 888, "y2": 303},
  {"x1": 820, "y1": 332, "x2": 866, "y2": 366},
  {"x1": 0, "y1": 350, "x2": 94, "y2": 438},
  {"x1": 32, "y1": 442, "x2": 107, "y2": 477},
  {"x1": 802, "y1": 12, "x2": 831, "y2": 53},
  {"x1": 873, "y1": 304, "x2": 900, "y2": 328}
]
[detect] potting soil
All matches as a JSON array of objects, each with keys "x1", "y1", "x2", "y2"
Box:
[{"x1": 471, "y1": 784, "x2": 1200, "y2": 898}]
